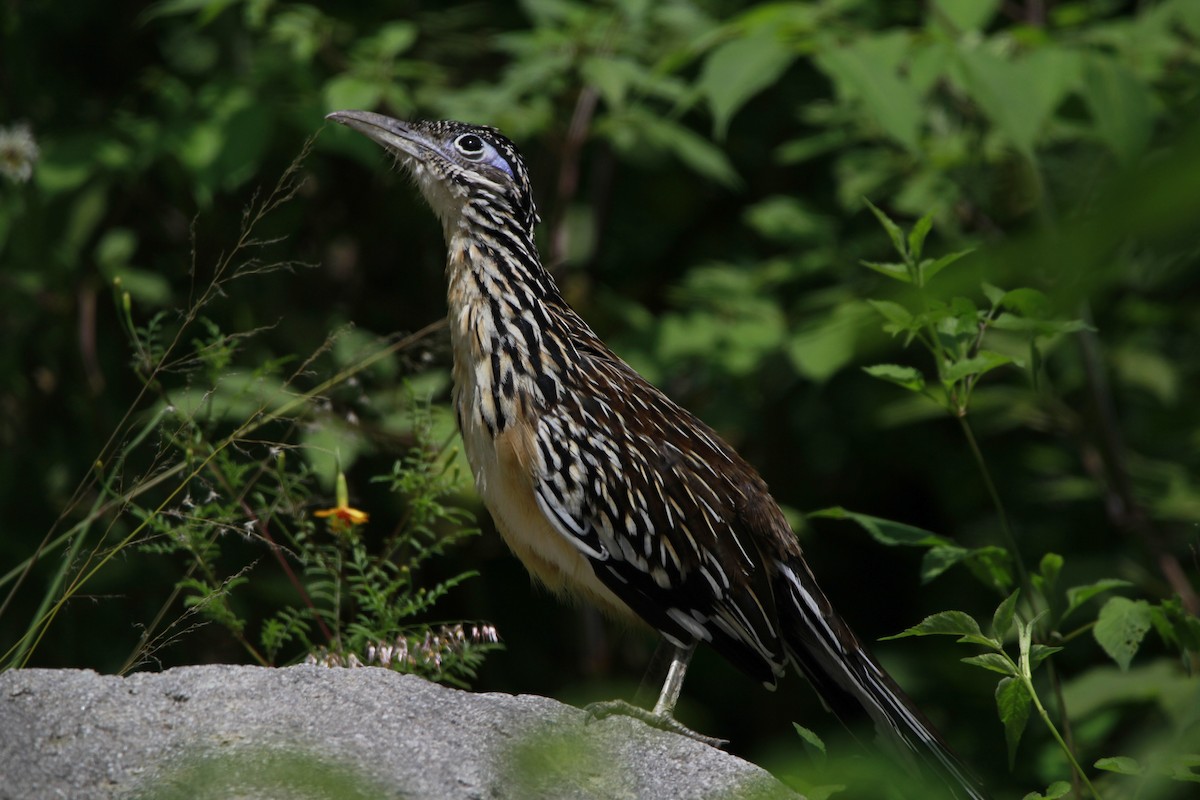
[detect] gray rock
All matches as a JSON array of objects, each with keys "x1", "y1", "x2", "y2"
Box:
[{"x1": 0, "y1": 664, "x2": 801, "y2": 799}]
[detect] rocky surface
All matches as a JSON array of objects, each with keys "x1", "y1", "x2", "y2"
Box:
[{"x1": 0, "y1": 664, "x2": 801, "y2": 799}]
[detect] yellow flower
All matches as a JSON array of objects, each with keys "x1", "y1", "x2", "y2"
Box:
[{"x1": 314, "y1": 471, "x2": 369, "y2": 533}]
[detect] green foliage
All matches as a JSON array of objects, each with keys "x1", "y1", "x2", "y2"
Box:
[
  {"x1": 1, "y1": 152, "x2": 495, "y2": 685},
  {"x1": 4, "y1": 1, "x2": 1200, "y2": 798}
]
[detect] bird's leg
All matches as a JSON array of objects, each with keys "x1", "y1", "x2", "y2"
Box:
[{"x1": 584, "y1": 641, "x2": 728, "y2": 748}]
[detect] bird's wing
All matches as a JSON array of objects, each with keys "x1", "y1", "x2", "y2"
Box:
[{"x1": 529, "y1": 349, "x2": 793, "y2": 687}]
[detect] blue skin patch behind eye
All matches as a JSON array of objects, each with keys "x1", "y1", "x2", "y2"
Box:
[{"x1": 485, "y1": 149, "x2": 514, "y2": 178}]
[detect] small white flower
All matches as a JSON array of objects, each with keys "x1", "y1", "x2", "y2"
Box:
[{"x1": 0, "y1": 123, "x2": 38, "y2": 183}]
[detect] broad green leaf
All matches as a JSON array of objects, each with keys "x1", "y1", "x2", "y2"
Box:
[
  {"x1": 907, "y1": 211, "x2": 934, "y2": 262},
  {"x1": 1095, "y1": 756, "x2": 1143, "y2": 776},
  {"x1": 1028, "y1": 644, "x2": 1063, "y2": 670},
  {"x1": 786, "y1": 302, "x2": 870, "y2": 382},
  {"x1": 883, "y1": 610, "x2": 998, "y2": 648},
  {"x1": 1146, "y1": 597, "x2": 1200, "y2": 656},
  {"x1": 1062, "y1": 578, "x2": 1133, "y2": 624},
  {"x1": 992, "y1": 589, "x2": 1020, "y2": 640},
  {"x1": 1062, "y1": 660, "x2": 1199, "y2": 724},
  {"x1": 963, "y1": 546, "x2": 1014, "y2": 593},
  {"x1": 95, "y1": 228, "x2": 137, "y2": 267},
  {"x1": 866, "y1": 299, "x2": 915, "y2": 333},
  {"x1": 1094, "y1": 596, "x2": 1152, "y2": 670},
  {"x1": 647, "y1": 117, "x2": 741, "y2": 188},
  {"x1": 860, "y1": 260, "x2": 912, "y2": 283},
  {"x1": 919, "y1": 248, "x2": 973, "y2": 284},
  {"x1": 863, "y1": 199, "x2": 908, "y2": 258},
  {"x1": 962, "y1": 652, "x2": 1017, "y2": 676},
  {"x1": 744, "y1": 196, "x2": 829, "y2": 244},
  {"x1": 582, "y1": 56, "x2": 636, "y2": 110},
  {"x1": 997, "y1": 287, "x2": 1050, "y2": 317},
  {"x1": 996, "y1": 676, "x2": 1031, "y2": 767},
  {"x1": 862, "y1": 363, "x2": 926, "y2": 392},
  {"x1": 981, "y1": 282, "x2": 1006, "y2": 307},
  {"x1": 1022, "y1": 782, "x2": 1072, "y2": 800},
  {"x1": 807, "y1": 506, "x2": 950, "y2": 547},
  {"x1": 940, "y1": 351, "x2": 1014, "y2": 384},
  {"x1": 933, "y1": 0, "x2": 1001, "y2": 31},
  {"x1": 1037, "y1": 552, "x2": 1063, "y2": 592},
  {"x1": 816, "y1": 34, "x2": 922, "y2": 152},
  {"x1": 990, "y1": 313, "x2": 1092, "y2": 336},
  {"x1": 921, "y1": 545, "x2": 970, "y2": 583},
  {"x1": 1083, "y1": 55, "x2": 1154, "y2": 164},
  {"x1": 956, "y1": 46, "x2": 1080, "y2": 157},
  {"x1": 1112, "y1": 346, "x2": 1180, "y2": 405},
  {"x1": 323, "y1": 74, "x2": 384, "y2": 112},
  {"x1": 371, "y1": 22, "x2": 417, "y2": 58},
  {"x1": 699, "y1": 32, "x2": 796, "y2": 139},
  {"x1": 793, "y1": 723, "x2": 827, "y2": 756}
]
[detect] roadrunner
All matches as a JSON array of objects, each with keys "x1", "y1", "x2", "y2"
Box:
[{"x1": 327, "y1": 110, "x2": 988, "y2": 799}]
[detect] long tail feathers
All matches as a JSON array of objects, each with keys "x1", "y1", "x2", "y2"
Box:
[{"x1": 775, "y1": 558, "x2": 990, "y2": 800}]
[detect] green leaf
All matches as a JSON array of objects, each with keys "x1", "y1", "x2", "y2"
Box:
[
  {"x1": 323, "y1": 74, "x2": 384, "y2": 111},
  {"x1": 907, "y1": 211, "x2": 934, "y2": 262},
  {"x1": 933, "y1": 0, "x2": 1001, "y2": 31},
  {"x1": 919, "y1": 248, "x2": 973, "y2": 284},
  {"x1": 645, "y1": 116, "x2": 741, "y2": 188},
  {"x1": 981, "y1": 282, "x2": 1006, "y2": 307},
  {"x1": 807, "y1": 506, "x2": 949, "y2": 547},
  {"x1": 990, "y1": 313, "x2": 1093, "y2": 336},
  {"x1": 940, "y1": 351, "x2": 1014, "y2": 384},
  {"x1": 1095, "y1": 756, "x2": 1143, "y2": 776},
  {"x1": 996, "y1": 676, "x2": 1031, "y2": 768},
  {"x1": 792, "y1": 723, "x2": 828, "y2": 757},
  {"x1": 860, "y1": 260, "x2": 912, "y2": 283},
  {"x1": 862, "y1": 363, "x2": 926, "y2": 393},
  {"x1": 371, "y1": 22, "x2": 417, "y2": 58},
  {"x1": 962, "y1": 652, "x2": 1018, "y2": 676},
  {"x1": 1028, "y1": 644, "x2": 1063, "y2": 670},
  {"x1": 992, "y1": 589, "x2": 1020, "y2": 640},
  {"x1": 1083, "y1": 55, "x2": 1154, "y2": 165},
  {"x1": 785, "y1": 300, "x2": 870, "y2": 383},
  {"x1": 1022, "y1": 780, "x2": 1072, "y2": 800},
  {"x1": 816, "y1": 34, "x2": 922, "y2": 152},
  {"x1": 956, "y1": 47, "x2": 1080, "y2": 157},
  {"x1": 963, "y1": 546, "x2": 1014, "y2": 593},
  {"x1": 997, "y1": 287, "x2": 1050, "y2": 317},
  {"x1": 581, "y1": 56, "x2": 635, "y2": 111},
  {"x1": 866, "y1": 299, "x2": 914, "y2": 330},
  {"x1": 863, "y1": 199, "x2": 908, "y2": 258},
  {"x1": 883, "y1": 610, "x2": 998, "y2": 648},
  {"x1": 1094, "y1": 596, "x2": 1153, "y2": 670},
  {"x1": 1062, "y1": 578, "x2": 1133, "y2": 624},
  {"x1": 699, "y1": 32, "x2": 796, "y2": 139},
  {"x1": 1037, "y1": 552, "x2": 1063, "y2": 592},
  {"x1": 920, "y1": 545, "x2": 970, "y2": 583}
]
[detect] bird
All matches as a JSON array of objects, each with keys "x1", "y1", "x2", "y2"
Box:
[{"x1": 326, "y1": 109, "x2": 989, "y2": 799}]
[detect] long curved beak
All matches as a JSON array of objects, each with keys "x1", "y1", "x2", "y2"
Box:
[{"x1": 325, "y1": 110, "x2": 426, "y2": 159}]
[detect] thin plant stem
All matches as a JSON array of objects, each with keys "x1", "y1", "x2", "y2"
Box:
[
  {"x1": 957, "y1": 415, "x2": 1035, "y2": 605},
  {"x1": 1024, "y1": 674, "x2": 1102, "y2": 799}
]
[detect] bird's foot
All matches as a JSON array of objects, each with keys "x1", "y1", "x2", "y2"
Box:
[{"x1": 583, "y1": 699, "x2": 728, "y2": 749}]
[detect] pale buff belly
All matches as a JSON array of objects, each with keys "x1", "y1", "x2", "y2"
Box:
[{"x1": 453, "y1": 375, "x2": 636, "y2": 621}]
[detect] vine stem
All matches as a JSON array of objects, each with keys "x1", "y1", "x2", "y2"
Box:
[
  {"x1": 1024, "y1": 674, "x2": 1102, "y2": 799},
  {"x1": 961, "y1": 414, "x2": 1084, "y2": 798},
  {"x1": 957, "y1": 416, "x2": 1035, "y2": 605}
]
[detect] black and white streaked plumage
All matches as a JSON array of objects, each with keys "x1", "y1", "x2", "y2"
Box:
[{"x1": 326, "y1": 110, "x2": 989, "y2": 799}]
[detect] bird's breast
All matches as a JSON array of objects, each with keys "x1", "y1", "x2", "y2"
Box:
[{"x1": 446, "y1": 251, "x2": 636, "y2": 620}]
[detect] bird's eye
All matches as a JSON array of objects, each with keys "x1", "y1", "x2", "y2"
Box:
[{"x1": 455, "y1": 134, "x2": 486, "y2": 158}]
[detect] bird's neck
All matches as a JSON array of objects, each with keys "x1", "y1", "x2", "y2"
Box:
[{"x1": 444, "y1": 218, "x2": 572, "y2": 437}]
